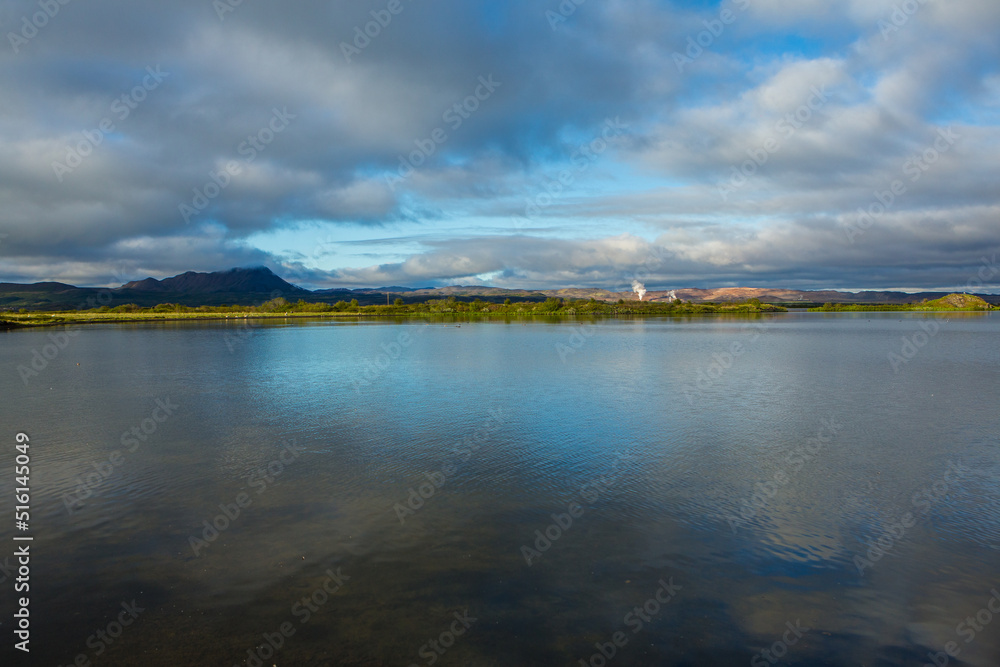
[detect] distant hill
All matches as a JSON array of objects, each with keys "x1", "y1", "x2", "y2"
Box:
[
  {"x1": 122, "y1": 267, "x2": 306, "y2": 294},
  {"x1": 0, "y1": 281, "x2": 103, "y2": 311},
  {"x1": 633, "y1": 287, "x2": 999, "y2": 305},
  {"x1": 0, "y1": 266, "x2": 997, "y2": 310},
  {"x1": 0, "y1": 267, "x2": 311, "y2": 310},
  {"x1": 381, "y1": 285, "x2": 1000, "y2": 305},
  {"x1": 0, "y1": 281, "x2": 80, "y2": 293},
  {"x1": 923, "y1": 293, "x2": 992, "y2": 309}
]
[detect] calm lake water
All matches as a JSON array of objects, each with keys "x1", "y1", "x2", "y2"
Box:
[{"x1": 1, "y1": 313, "x2": 998, "y2": 666}]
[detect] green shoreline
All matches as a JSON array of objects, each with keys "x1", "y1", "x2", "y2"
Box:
[
  {"x1": 807, "y1": 293, "x2": 993, "y2": 312},
  {"x1": 0, "y1": 295, "x2": 788, "y2": 329},
  {"x1": 0, "y1": 308, "x2": 782, "y2": 330},
  {"x1": 2, "y1": 308, "x2": 988, "y2": 331},
  {"x1": 3, "y1": 292, "x2": 992, "y2": 330}
]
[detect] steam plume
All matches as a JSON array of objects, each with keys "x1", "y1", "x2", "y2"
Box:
[{"x1": 631, "y1": 280, "x2": 647, "y2": 301}]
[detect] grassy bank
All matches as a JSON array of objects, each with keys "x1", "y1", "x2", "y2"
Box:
[{"x1": 1, "y1": 296, "x2": 785, "y2": 329}]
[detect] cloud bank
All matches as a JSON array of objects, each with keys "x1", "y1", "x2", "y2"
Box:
[{"x1": 0, "y1": 0, "x2": 998, "y2": 291}]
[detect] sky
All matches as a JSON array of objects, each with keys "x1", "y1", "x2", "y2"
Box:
[{"x1": 0, "y1": 0, "x2": 998, "y2": 292}]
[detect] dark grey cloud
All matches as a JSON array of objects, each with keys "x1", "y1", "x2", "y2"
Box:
[{"x1": 0, "y1": 0, "x2": 998, "y2": 290}]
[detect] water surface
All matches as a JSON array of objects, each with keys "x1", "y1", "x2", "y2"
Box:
[{"x1": 1, "y1": 312, "x2": 998, "y2": 666}]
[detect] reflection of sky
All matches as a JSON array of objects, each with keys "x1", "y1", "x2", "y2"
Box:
[{"x1": 1, "y1": 315, "x2": 998, "y2": 664}]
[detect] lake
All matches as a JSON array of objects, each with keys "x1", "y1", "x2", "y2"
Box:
[{"x1": 1, "y1": 312, "x2": 998, "y2": 666}]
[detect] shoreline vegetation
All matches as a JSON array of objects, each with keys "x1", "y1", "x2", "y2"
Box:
[
  {"x1": 1, "y1": 296, "x2": 783, "y2": 329},
  {"x1": 1, "y1": 293, "x2": 992, "y2": 329},
  {"x1": 808, "y1": 293, "x2": 993, "y2": 312}
]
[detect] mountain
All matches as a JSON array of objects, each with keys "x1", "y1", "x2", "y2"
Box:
[
  {"x1": 0, "y1": 281, "x2": 102, "y2": 311},
  {"x1": 1, "y1": 266, "x2": 998, "y2": 310},
  {"x1": 0, "y1": 267, "x2": 310, "y2": 310},
  {"x1": 0, "y1": 281, "x2": 80, "y2": 292},
  {"x1": 121, "y1": 267, "x2": 307, "y2": 294}
]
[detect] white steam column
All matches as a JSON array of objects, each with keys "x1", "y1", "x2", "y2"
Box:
[{"x1": 631, "y1": 280, "x2": 647, "y2": 301}]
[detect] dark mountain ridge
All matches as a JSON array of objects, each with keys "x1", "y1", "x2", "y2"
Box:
[
  {"x1": 122, "y1": 267, "x2": 307, "y2": 294},
  {"x1": 1, "y1": 266, "x2": 998, "y2": 310}
]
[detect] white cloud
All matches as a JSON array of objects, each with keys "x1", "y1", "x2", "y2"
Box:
[{"x1": 0, "y1": 0, "x2": 998, "y2": 291}]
